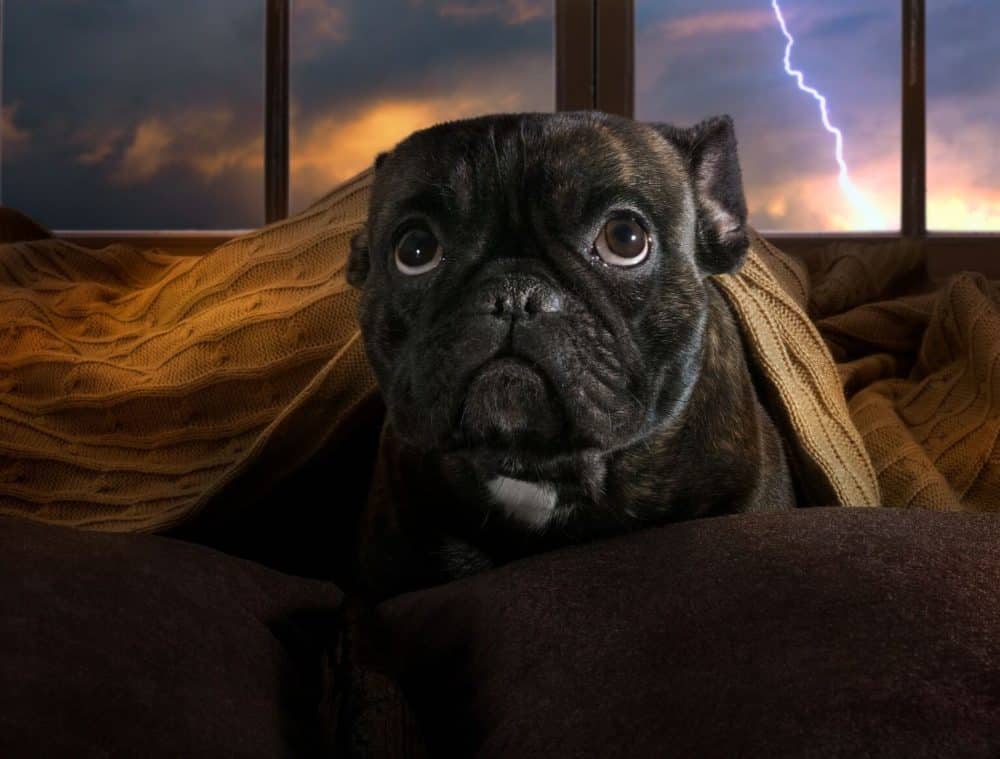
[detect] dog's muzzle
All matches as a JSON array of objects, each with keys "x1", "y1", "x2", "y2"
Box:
[{"x1": 458, "y1": 274, "x2": 566, "y2": 446}]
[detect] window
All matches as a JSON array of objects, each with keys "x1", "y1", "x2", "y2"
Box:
[
  {"x1": 927, "y1": 0, "x2": 1000, "y2": 231},
  {"x1": 0, "y1": 0, "x2": 996, "y2": 247},
  {"x1": 1, "y1": 0, "x2": 266, "y2": 230}
]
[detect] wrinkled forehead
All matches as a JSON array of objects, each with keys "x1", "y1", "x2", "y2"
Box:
[{"x1": 368, "y1": 113, "x2": 692, "y2": 231}]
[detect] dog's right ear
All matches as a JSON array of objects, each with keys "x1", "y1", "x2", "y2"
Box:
[
  {"x1": 649, "y1": 115, "x2": 749, "y2": 275},
  {"x1": 347, "y1": 228, "x2": 370, "y2": 288}
]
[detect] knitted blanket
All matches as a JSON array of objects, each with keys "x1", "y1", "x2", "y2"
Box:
[
  {"x1": 805, "y1": 240, "x2": 1000, "y2": 511},
  {"x1": 0, "y1": 173, "x2": 996, "y2": 531},
  {"x1": 0, "y1": 174, "x2": 376, "y2": 531}
]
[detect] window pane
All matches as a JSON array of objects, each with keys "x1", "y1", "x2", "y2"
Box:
[
  {"x1": 290, "y1": 0, "x2": 554, "y2": 213},
  {"x1": 636, "y1": 0, "x2": 900, "y2": 232},
  {"x1": 927, "y1": 0, "x2": 999, "y2": 231},
  {"x1": 1, "y1": 0, "x2": 265, "y2": 230}
]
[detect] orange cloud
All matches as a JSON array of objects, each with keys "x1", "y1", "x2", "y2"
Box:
[
  {"x1": 292, "y1": 0, "x2": 348, "y2": 60},
  {"x1": 112, "y1": 119, "x2": 173, "y2": 183},
  {"x1": 436, "y1": 0, "x2": 550, "y2": 25},
  {"x1": 106, "y1": 109, "x2": 262, "y2": 185},
  {"x1": 76, "y1": 128, "x2": 123, "y2": 166},
  {"x1": 1, "y1": 105, "x2": 30, "y2": 156},
  {"x1": 928, "y1": 193, "x2": 1000, "y2": 231},
  {"x1": 657, "y1": 9, "x2": 776, "y2": 40},
  {"x1": 70, "y1": 44, "x2": 549, "y2": 209},
  {"x1": 747, "y1": 153, "x2": 1000, "y2": 232},
  {"x1": 746, "y1": 150, "x2": 900, "y2": 232},
  {"x1": 289, "y1": 94, "x2": 493, "y2": 209},
  {"x1": 288, "y1": 49, "x2": 551, "y2": 210},
  {"x1": 291, "y1": 99, "x2": 445, "y2": 180},
  {"x1": 927, "y1": 114, "x2": 1000, "y2": 231},
  {"x1": 705, "y1": 119, "x2": 1000, "y2": 233},
  {"x1": 182, "y1": 110, "x2": 263, "y2": 179}
]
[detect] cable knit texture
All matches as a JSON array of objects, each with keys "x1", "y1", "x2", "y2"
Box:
[
  {"x1": 0, "y1": 172, "x2": 377, "y2": 531},
  {"x1": 0, "y1": 173, "x2": 996, "y2": 531},
  {"x1": 807, "y1": 239, "x2": 1000, "y2": 511}
]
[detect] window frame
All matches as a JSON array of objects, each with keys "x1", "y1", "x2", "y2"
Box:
[{"x1": 4, "y1": 0, "x2": 996, "y2": 276}]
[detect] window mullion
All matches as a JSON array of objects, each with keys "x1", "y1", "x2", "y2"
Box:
[
  {"x1": 265, "y1": 0, "x2": 290, "y2": 224},
  {"x1": 556, "y1": 0, "x2": 596, "y2": 111},
  {"x1": 901, "y1": 0, "x2": 926, "y2": 237},
  {"x1": 595, "y1": 0, "x2": 633, "y2": 117}
]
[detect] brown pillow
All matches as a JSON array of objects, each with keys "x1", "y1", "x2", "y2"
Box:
[
  {"x1": 376, "y1": 507, "x2": 1000, "y2": 757},
  {"x1": 0, "y1": 516, "x2": 344, "y2": 757}
]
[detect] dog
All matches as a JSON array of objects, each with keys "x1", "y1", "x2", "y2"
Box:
[{"x1": 347, "y1": 111, "x2": 796, "y2": 597}]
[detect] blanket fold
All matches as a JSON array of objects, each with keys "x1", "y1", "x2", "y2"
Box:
[{"x1": 0, "y1": 177, "x2": 997, "y2": 530}]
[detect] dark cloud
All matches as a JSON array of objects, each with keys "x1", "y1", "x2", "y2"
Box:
[
  {"x1": 927, "y1": 0, "x2": 1000, "y2": 99},
  {"x1": 1, "y1": 0, "x2": 553, "y2": 228},
  {"x1": 290, "y1": 0, "x2": 552, "y2": 114},
  {"x1": 9, "y1": 157, "x2": 262, "y2": 230},
  {"x1": 3, "y1": 0, "x2": 266, "y2": 227}
]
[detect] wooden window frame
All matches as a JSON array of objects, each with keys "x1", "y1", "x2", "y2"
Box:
[
  {"x1": 265, "y1": 0, "x2": 290, "y2": 224},
  {"x1": 30, "y1": 0, "x2": 998, "y2": 275}
]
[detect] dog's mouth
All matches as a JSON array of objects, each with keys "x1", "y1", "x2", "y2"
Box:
[
  {"x1": 473, "y1": 354, "x2": 545, "y2": 380},
  {"x1": 450, "y1": 353, "x2": 564, "y2": 446},
  {"x1": 437, "y1": 353, "x2": 601, "y2": 482},
  {"x1": 446, "y1": 442, "x2": 598, "y2": 480}
]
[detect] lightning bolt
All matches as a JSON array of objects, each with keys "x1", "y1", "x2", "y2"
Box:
[{"x1": 770, "y1": 0, "x2": 883, "y2": 228}]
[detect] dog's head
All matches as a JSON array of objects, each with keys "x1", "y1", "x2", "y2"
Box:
[{"x1": 348, "y1": 111, "x2": 748, "y2": 483}]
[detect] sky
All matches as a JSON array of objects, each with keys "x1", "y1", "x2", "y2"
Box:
[
  {"x1": 0, "y1": 0, "x2": 996, "y2": 231},
  {"x1": 637, "y1": 0, "x2": 901, "y2": 231}
]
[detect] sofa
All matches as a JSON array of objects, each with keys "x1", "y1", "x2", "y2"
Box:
[{"x1": 3, "y1": 507, "x2": 1000, "y2": 757}]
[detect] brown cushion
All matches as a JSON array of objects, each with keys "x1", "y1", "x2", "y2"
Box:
[
  {"x1": 377, "y1": 507, "x2": 1000, "y2": 758},
  {"x1": 0, "y1": 516, "x2": 344, "y2": 757}
]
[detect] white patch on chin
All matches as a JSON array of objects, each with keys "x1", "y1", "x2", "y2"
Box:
[{"x1": 487, "y1": 476, "x2": 557, "y2": 529}]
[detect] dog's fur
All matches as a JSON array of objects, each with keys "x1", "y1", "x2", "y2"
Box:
[{"x1": 348, "y1": 111, "x2": 795, "y2": 597}]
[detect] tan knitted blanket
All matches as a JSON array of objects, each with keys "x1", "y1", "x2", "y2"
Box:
[
  {"x1": 802, "y1": 240, "x2": 1000, "y2": 511},
  {"x1": 1, "y1": 172, "x2": 997, "y2": 531}
]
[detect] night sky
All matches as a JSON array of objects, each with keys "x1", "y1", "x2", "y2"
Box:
[{"x1": 1, "y1": 0, "x2": 996, "y2": 231}]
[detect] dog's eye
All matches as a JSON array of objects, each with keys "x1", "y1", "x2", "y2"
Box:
[
  {"x1": 394, "y1": 226, "x2": 443, "y2": 275},
  {"x1": 594, "y1": 215, "x2": 649, "y2": 266}
]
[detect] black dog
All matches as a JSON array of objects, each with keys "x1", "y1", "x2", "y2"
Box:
[{"x1": 348, "y1": 111, "x2": 795, "y2": 597}]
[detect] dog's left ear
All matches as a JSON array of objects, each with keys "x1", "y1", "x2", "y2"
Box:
[
  {"x1": 650, "y1": 115, "x2": 749, "y2": 275},
  {"x1": 348, "y1": 152, "x2": 391, "y2": 288},
  {"x1": 347, "y1": 228, "x2": 369, "y2": 288}
]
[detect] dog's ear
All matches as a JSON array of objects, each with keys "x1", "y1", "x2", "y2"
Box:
[
  {"x1": 347, "y1": 228, "x2": 370, "y2": 288},
  {"x1": 650, "y1": 115, "x2": 749, "y2": 275},
  {"x1": 348, "y1": 152, "x2": 391, "y2": 288}
]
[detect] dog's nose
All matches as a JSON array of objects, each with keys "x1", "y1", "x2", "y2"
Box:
[{"x1": 473, "y1": 275, "x2": 563, "y2": 319}]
